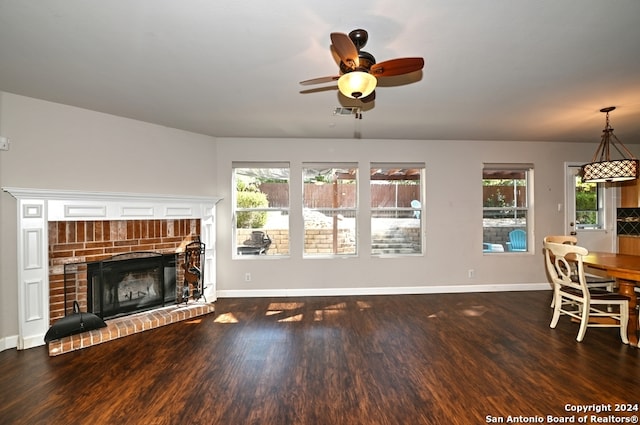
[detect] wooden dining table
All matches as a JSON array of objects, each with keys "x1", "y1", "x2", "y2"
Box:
[{"x1": 582, "y1": 251, "x2": 640, "y2": 346}]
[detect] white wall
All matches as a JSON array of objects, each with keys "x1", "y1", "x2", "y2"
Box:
[
  {"x1": 213, "y1": 137, "x2": 601, "y2": 297},
  {"x1": 0, "y1": 92, "x2": 217, "y2": 346},
  {"x1": 0, "y1": 91, "x2": 627, "y2": 347}
]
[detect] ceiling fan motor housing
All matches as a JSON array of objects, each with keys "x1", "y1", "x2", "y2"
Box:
[{"x1": 339, "y1": 51, "x2": 376, "y2": 74}]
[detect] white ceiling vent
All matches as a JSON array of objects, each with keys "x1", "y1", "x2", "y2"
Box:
[
  {"x1": 333, "y1": 107, "x2": 360, "y2": 116},
  {"x1": 333, "y1": 107, "x2": 363, "y2": 119}
]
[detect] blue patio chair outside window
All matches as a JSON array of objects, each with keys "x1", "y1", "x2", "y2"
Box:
[
  {"x1": 506, "y1": 229, "x2": 527, "y2": 251},
  {"x1": 411, "y1": 200, "x2": 421, "y2": 219}
]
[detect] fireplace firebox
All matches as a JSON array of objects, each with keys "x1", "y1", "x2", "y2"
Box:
[{"x1": 64, "y1": 252, "x2": 177, "y2": 320}]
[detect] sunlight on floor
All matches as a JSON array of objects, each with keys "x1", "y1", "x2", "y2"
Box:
[
  {"x1": 310, "y1": 302, "x2": 349, "y2": 321},
  {"x1": 214, "y1": 313, "x2": 239, "y2": 323},
  {"x1": 267, "y1": 302, "x2": 305, "y2": 322},
  {"x1": 268, "y1": 301, "x2": 367, "y2": 322},
  {"x1": 268, "y1": 302, "x2": 305, "y2": 311},
  {"x1": 356, "y1": 300, "x2": 372, "y2": 310},
  {"x1": 278, "y1": 314, "x2": 303, "y2": 322},
  {"x1": 461, "y1": 305, "x2": 489, "y2": 317},
  {"x1": 427, "y1": 304, "x2": 488, "y2": 318},
  {"x1": 215, "y1": 300, "x2": 375, "y2": 324}
]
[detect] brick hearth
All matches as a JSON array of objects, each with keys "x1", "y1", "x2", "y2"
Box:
[
  {"x1": 46, "y1": 218, "x2": 208, "y2": 356},
  {"x1": 48, "y1": 301, "x2": 215, "y2": 356}
]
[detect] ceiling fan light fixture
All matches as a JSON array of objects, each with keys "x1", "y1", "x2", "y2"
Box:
[
  {"x1": 581, "y1": 106, "x2": 639, "y2": 183},
  {"x1": 337, "y1": 71, "x2": 377, "y2": 99}
]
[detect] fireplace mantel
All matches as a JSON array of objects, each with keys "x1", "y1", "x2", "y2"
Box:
[{"x1": 3, "y1": 187, "x2": 222, "y2": 350}]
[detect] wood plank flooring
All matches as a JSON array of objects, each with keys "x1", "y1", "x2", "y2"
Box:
[{"x1": 0, "y1": 291, "x2": 638, "y2": 425}]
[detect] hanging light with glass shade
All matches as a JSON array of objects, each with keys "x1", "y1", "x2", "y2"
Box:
[
  {"x1": 581, "y1": 106, "x2": 639, "y2": 183},
  {"x1": 337, "y1": 71, "x2": 377, "y2": 99}
]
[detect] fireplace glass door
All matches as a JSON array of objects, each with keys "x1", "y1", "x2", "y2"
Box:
[{"x1": 85, "y1": 252, "x2": 177, "y2": 320}]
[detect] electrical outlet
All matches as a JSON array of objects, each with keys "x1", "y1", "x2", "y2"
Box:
[
  {"x1": 468, "y1": 269, "x2": 475, "y2": 279},
  {"x1": 0, "y1": 137, "x2": 9, "y2": 151},
  {"x1": 244, "y1": 273, "x2": 251, "y2": 282}
]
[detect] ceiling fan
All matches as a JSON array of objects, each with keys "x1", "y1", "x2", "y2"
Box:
[{"x1": 300, "y1": 29, "x2": 425, "y2": 103}]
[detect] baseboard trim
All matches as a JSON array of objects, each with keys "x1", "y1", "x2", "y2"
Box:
[
  {"x1": 0, "y1": 335, "x2": 19, "y2": 352},
  {"x1": 217, "y1": 282, "x2": 551, "y2": 298},
  {"x1": 18, "y1": 334, "x2": 47, "y2": 350}
]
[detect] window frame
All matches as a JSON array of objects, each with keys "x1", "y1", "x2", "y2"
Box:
[
  {"x1": 573, "y1": 174, "x2": 605, "y2": 231},
  {"x1": 482, "y1": 163, "x2": 534, "y2": 254},
  {"x1": 302, "y1": 162, "x2": 358, "y2": 258},
  {"x1": 232, "y1": 162, "x2": 290, "y2": 258},
  {"x1": 370, "y1": 163, "x2": 425, "y2": 256}
]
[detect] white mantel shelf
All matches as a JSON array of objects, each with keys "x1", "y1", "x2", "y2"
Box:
[
  {"x1": 3, "y1": 187, "x2": 222, "y2": 350},
  {"x1": 4, "y1": 187, "x2": 217, "y2": 202},
  {"x1": 3, "y1": 187, "x2": 221, "y2": 221}
]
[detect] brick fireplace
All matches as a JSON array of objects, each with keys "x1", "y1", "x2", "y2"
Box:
[
  {"x1": 49, "y1": 218, "x2": 200, "y2": 323},
  {"x1": 3, "y1": 187, "x2": 220, "y2": 351}
]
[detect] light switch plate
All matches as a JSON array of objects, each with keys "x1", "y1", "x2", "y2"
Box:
[{"x1": 0, "y1": 137, "x2": 9, "y2": 151}]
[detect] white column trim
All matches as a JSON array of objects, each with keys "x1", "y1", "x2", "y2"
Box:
[{"x1": 3, "y1": 187, "x2": 222, "y2": 350}]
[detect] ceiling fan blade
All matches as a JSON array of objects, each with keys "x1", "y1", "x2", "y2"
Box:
[
  {"x1": 360, "y1": 91, "x2": 375, "y2": 103},
  {"x1": 330, "y1": 32, "x2": 359, "y2": 69},
  {"x1": 370, "y1": 57, "x2": 424, "y2": 77},
  {"x1": 299, "y1": 86, "x2": 338, "y2": 94},
  {"x1": 299, "y1": 76, "x2": 340, "y2": 86}
]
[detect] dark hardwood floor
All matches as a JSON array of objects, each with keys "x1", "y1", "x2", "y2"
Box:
[{"x1": 0, "y1": 291, "x2": 638, "y2": 425}]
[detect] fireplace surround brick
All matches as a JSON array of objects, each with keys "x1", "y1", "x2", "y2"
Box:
[{"x1": 48, "y1": 218, "x2": 201, "y2": 324}]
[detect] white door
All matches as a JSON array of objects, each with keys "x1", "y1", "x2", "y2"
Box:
[{"x1": 564, "y1": 163, "x2": 616, "y2": 252}]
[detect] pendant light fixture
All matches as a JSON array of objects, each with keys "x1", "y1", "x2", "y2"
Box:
[{"x1": 581, "y1": 106, "x2": 638, "y2": 183}]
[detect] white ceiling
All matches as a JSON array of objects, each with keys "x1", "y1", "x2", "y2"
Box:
[{"x1": 1, "y1": 0, "x2": 639, "y2": 143}]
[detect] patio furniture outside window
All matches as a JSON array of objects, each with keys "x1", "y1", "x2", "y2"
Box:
[
  {"x1": 233, "y1": 162, "x2": 290, "y2": 257},
  {"x1": 482, "y1": 163, "x2": 533, "y2": 253}
]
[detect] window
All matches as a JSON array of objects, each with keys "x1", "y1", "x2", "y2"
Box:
[
  {"x1": 370, "y1": 163, "x2": 424, "y2": 255},
  {"x1": 574, "y1": 175, "x2": 604, "y2": 230},
  {"x1": 302, "y1": 163, "x2": 357, "y2": 256},
  {"x1": 233, "y1": 162, "x2": 289, "y2": 257},
  {"x1": 482, "y1": 164, "x2": 533, "y2": 253}
]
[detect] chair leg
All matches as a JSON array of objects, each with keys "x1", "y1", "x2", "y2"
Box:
[
  {"x1": 550, "y1": 286, "x2": 559, "y2": 308},
  {"x1": 550, "y1": 298, "x2": 561, "y2": 328},
  {"x1": 576, "y1": 302, "x2": 589, "y2": 342},
  {"x1": 620, "y1": 304, "x2": 629, "y2": 345}
]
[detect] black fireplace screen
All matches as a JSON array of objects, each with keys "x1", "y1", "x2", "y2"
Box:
[{"x1": 64, "y1": 252, "x2": 177, "y2": 320}]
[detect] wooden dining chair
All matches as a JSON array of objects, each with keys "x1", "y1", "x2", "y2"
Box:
[
  {"x1": 543, "y1": 241, "x2": 629, "y2": 343},
  {"x1": 543, "y1": 235, "x2": 616, "y2": 308}
]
